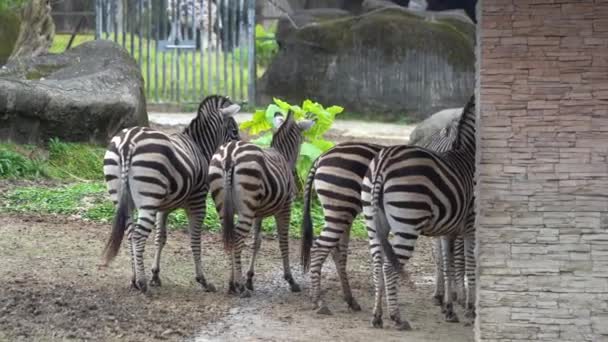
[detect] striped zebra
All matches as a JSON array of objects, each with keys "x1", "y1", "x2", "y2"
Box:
[
  {"x1": 409, "y1": 119, "x2": 469, "y2": 311},
  {"x1": 209, "y1": 111, "x2": 314, "y2": 296},
  {"x1": 300, "y1": 124, "x2": 459, "y2": 315},
  {"x1": 361, "y1": 95, "x2": 476, "y2": 330},
  {"x1": 101, "y1": 95, "x2": 241, "y2": 294}
]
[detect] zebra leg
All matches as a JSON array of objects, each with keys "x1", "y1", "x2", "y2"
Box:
[
  {"x1": 275, "y1": 207, "x2": 301, "y2": 293},
  {"x1": 454, "y1": 236, "x2": 467, "y2": 307},
  {"x1": 245, "y1": 218, "x2": 262, "y2": 291},
  {"x1": 432, "y1": 237, "x2": 445, "y2": 307},
  {"x1": 132, "y1": 209, "x2": 157, "y2": 293},
  {"x1": 383, "y1": 261, "x2": 412, "y2": 331},
  {"x1": 229, "y1": 213, "x2": 253, "y2": 297},
  {"x1": 464, "y1": 234, "x2": 476, "y2": 322},
  {"x1": 150, "y1": 211, "x2": 168, "y2": 287},
  {"x1": 125, "y1": 220, "x2": 137, "y2": 289},
  {"x1": 309, "y1": 241, "x2": 333, "y2": 314},
  {"x1": 441, "y1": 236, "x2": 459, "y2": 323},
  {"x1": 186, "y1": 203, "x2": 216, "y2": 293},
  {"x1": 370, "y1": 248, "x2": 384, "y2": 328},
  {"x1": 331, "y1": 227, "x2": 361, "y2": 312}
]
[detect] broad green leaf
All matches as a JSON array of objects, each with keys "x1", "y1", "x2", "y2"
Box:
[
  {"x1": 265, "y1": 104, "x2": 285, "y2": 125},
  {"x1": 273, "y1": 97, "x2": 291, "y2": 111},
  {"x1": 300, "y1": 142, "x2": 323, "y2": 160},
  {"x1": 326, "y1": 105, "x2": 344, "y2": 116},
  {"x1": 251, "y1": 133, "x2": 272, "y2": 147}
]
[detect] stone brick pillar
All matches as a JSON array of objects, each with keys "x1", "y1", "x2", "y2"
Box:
[{"x1": 476, "y1": 0, "x2": 608, "y2": 341}]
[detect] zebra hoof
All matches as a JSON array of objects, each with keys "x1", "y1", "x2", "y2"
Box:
[
  {"x1": 245, "y1": 279, "x2": 254, "y2": 291},
  {"x1": 465, "y1": 307, "x2": 476, "y2": 320},
  {"x1": 432, "y1": 295, "x2": 443, "y2": 307},
  {"x1": 395, "y1": 321, "x2": 412, "y2": 331},
  {"x1": 228, "y1": 282, "x2": 239, "y2": 295},
  {"x1": 371, "y1": 316, "x2": 383, "y2": 329},
  {"x1": 204, "y1": 283, "x2": 217, "y2": 293},
  {"x1": 149, "y1": 275, "x2": 162, "y2": 287},
  {"x1": 444, "y1": 311, "x2": 459, "y2": 323},
  {"x1": 316, "y1": 305, "x2": 333, "y2": 315},
  {"x1": 290, "y1": 282, "x2": 302, "y2": 293},
  {"x1": 239, "y1": 289, "x2": 252, "y2": 298},
  {"x1": 347, "y1": 298, "x2": 362, "y2": 312},
  {"x1": 136, "y1": 279, "x2": 148, "y2": 294}
]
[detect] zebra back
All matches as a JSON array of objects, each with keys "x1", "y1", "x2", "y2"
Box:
[{"x1": 270, "y1": 111, "x2": 314, "y2": 169}]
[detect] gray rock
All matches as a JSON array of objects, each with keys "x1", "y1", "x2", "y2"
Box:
[
  {"x1": 257, "y1": 5, "x2": 475, "y2": 121},
  {"x1": 409, "y1": 107, "x2": 462, "y2": 145},
  {"x1": 0, "y1": 40, "x2": 148, "y2": 145}
]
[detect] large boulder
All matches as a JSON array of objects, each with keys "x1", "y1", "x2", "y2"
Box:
[
  {"x1": 0, "y1": 40, "x2": 148, "y2": 145},
  {"x1": 257, "y1": 4, "x2": 475, "y2": 120},
  {"x1": 409, "y1": 107, "x2": 462, "y2": 145}
]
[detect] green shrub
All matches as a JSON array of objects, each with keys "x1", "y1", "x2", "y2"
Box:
[
  {"x1": 240, "y1": 97, "x2": 343, "y2": 189},
  {"x1": 0, "y1": 149, "x2": 47, "y2": 178},
  {"x1": 255, "y1": 24, "x2": 279, "y2": 70}
]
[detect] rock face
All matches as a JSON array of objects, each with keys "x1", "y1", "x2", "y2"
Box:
[
  {"x1": 0, "y1": 11, "x2": 20, "y2": 66},
  {"x1": 409, "y1": 107, "x2": 462, "y2": 145},
  {"x1": 257, "y1": 4, "x2": 475, "y2": 120},
  {"x1": 0, "y1": 40, "x2": 148, "y2": 145}
]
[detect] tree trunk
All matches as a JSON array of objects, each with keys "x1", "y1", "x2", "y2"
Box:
[{"x1": 8, "y1": 0, "x2": 55, "y2": 63}]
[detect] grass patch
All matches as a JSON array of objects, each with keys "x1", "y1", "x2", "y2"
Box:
[
  {"x1": 51, "y1": 34, "x2": 250, "y2": 104},
  {"x1": 0, "y1": 181, "x2": 368, "y2": 239},
  {"x1": 0, "y1": 141, "x2": 105, "y2": 181}
]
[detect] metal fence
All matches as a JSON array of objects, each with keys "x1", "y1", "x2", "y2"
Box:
[{"x1": 94, "y1": 0, "x2": 256, "y2": 105}]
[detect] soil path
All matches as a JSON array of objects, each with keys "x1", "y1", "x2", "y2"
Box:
[{"x1": 0, "y1": 213, "x2": 473, "y2": 341}]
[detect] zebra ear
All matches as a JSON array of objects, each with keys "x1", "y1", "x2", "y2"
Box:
[
  {"x1": 298, "y1": 119, "x2": 315, "y2": 131},
  {"x1": 220, "y1": 104, "x2": 241, "y2": 117},
  {"x1": 273, "y1": 112, "x2": 286, "y2": 129}
]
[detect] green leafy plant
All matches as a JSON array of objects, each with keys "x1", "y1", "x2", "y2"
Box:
[
  {"x1": 255, "y1": 24, "x2": 279, "y2": 69},
  {"x1": 0, "y1": 149, "x2": 48, "y2": 178},
  {"x1": 240, "y1": 97, "x2": 344, "y2": 189}
]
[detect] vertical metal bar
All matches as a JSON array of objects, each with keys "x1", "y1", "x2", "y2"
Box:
[
  {"x1": 203, "y1": 0, "x2": 207, "y2": 101},
  {"x1": 104, "y1": 0, "x2": 110, "y2": 39},
  {"x1": 112, "y1": 0, "x2": 118, "y2": 42},
  {"x1": 138, "y1": 0, "x2": 143, "y2": 69},
  {"x1": 191, "y1": 0, "x2": 197, "y2": 101},
  {"x1": 247, "y1": 0, "x2": 255, "y2": 105},
  {"x1": 95, "y1": 0, "x2": 101, "y2": 40},
  {"x1": 222, "y1": 0, "x2": 228, "y2": 97},
  {"x1": 162, "y1": 0, "x2": 167, "y2": 101},
  {"x1": 239, "y1": 0, "x2": 245, "y2": 102},
  {"x1": 207, "y1": 0, "x2": 212, "y2": 96},
  {"x1": 130, "y1": 0, "x2": 135, "y2": 57},
  {"x1": 146, "y1": 0, "x2": 151, "y2": 100},
  {"x1": 122, "y1": 0, "x2": 126, "y2": 47},
  {"x1": 230, "y1": 0, "x2": 236, "y2": 99},
  {"x1": 182, "y1": 0, "x2": 189, "y2": 102},
  {"x1": 154, "y1": 0, "x2": 159, "y2": 102},
  {"x1": 176, "y1": 0, "x2": 181, "y2": 102},
  {"x1": 215, "y1": 0, "x2": 220, "y2": 95}
]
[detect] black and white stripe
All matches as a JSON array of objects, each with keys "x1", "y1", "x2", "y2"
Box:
[
  {"x1": 410, "y1": 120, "x2": 469, "y2": 311},
  {"x1": 209, "y1": 111, "x2": 314, "y2": 296},
  {"x1": 299, "y1": 126, "x2": 460, "y2": 314},
  {"x1": 361, "y1": 95, "x2": 476, "y2": 330},
  {"x1": 101, "y1": 95, "x2": 241, "y2": 294}
]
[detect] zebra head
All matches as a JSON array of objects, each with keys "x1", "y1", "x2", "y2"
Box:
[
  {"x1": 185, "y1": 94, "x2": 241, "y2": 160},
  {"x1": 271, "y1": 111, "x2": 315, "y2": 169},
  {"x1": 223, "y1": 116, "x2": 241, "y2": 143}
]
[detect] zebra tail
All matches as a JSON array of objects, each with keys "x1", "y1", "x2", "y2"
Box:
[
  {"x1": 371, "y1": 173, "x2": 405, "y2": 277},
  {"x1": 222, "y1": 162, "x2": 236, "y2": 251},
  {"x1": 102, "y1": 147, "x2": 133, "y2": 266},
  {"x1": 301, "y1": 159, "x2": 319, "y2": 273}
]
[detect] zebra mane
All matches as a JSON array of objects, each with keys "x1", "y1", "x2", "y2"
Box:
[
  {"x1": 270, "y1": 111, "x2": 303, "y2": 169},
  {"x1": 183, "y1": 94, "x2": 233, "y2": 159},
  {"x1": 450, "y1": 95, "x2": 476, "y2": 152}
]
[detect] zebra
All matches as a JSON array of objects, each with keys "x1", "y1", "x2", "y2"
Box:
[
  {"x1": 209, "y1": 111, "x2": 314, "y2": 297},
  {"x1": 300, "y1": 123, "x2": 460, "y2": 315},
  {"x1": 101, "y1": 95, "x2": 241, "y2": 294},
  {"x1": 409, "y1": 119, "x2": 469, "y2": 311},
  {"x1": 361, "y1": 94, "x2": 476, "y2": 330}
]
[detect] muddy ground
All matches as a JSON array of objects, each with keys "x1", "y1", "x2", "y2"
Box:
[{"x1": 0, "y1": 123, "x2": 473, "y2": 341}]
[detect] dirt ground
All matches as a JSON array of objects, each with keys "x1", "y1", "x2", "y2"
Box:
[
  {"x1": 0, "y1": 122, "x2": 473, "y2": 341},
  {"x1": 0, "y1": 211, "x2": 473, "y2": 342}
]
